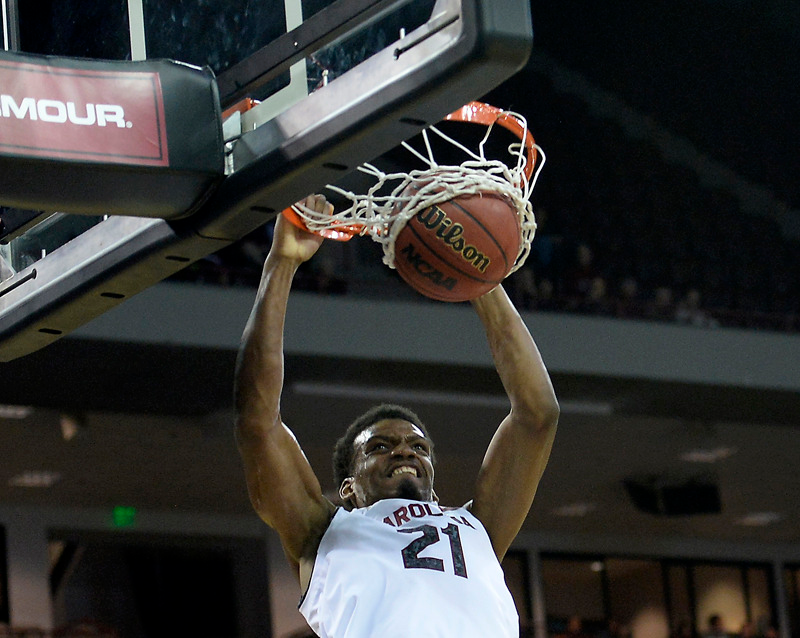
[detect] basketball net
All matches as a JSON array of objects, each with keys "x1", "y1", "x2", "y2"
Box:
[{"x1": 283, "y1": 101, "x2": 545, "y2": 275}]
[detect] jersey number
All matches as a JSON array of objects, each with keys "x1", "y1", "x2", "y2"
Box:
[{"x1": 399, "y1": 523, "x2": 467, "y2": 578}]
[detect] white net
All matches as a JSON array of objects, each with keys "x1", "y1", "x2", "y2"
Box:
[{"x1": 290, "y1": 105, "x2": 545, "y2": 273}]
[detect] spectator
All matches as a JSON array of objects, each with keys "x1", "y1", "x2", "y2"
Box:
[
  {"x1": 645, "y1": 286, "x2": 675, "y2": 322},
  {"x1": 704, "y1": 614, "x2": 728, "y2": 638},
  {"x1": 558, "y1": 616, "x2": 593, "y2": 638},
  {"x1": 671, "y1": 620, "x2": 694, "y2": 638},
  {"x1": 675, "y1": 288, "x2": 719, "y2": 328},
  {"x1": 529, "y1": 207, "x2": 564, "y2": 284},
  {"x1": 598, "y1": 618, "x2": 628, "y2": 638},
  {"x1": 615, "y1": 276, "x2": 643, "y2": 319},
  {"x1": 564, "y1": 242, "x2": 599, "y2": 305},
  {"x1": 576, "y1": 276, "x2": 614, "y2": 315},
  {"x1": 533, "y1": 278, "x2": 558, "y2": 312},
  {"x1": 508, "y1": 264, "x2": 538, "y2": 310}
]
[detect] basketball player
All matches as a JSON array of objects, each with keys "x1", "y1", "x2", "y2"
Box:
[{"x1": 234, "y1": 194, "x2": 559, "y2": 637}]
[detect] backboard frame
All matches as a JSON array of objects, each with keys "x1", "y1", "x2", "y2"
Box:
[
  {"x1": 0, "y1": 0, "x2": 533, "y2": 361},
  {"x1": 1, "y1": 0, "x2": 19, "y2": 51}
]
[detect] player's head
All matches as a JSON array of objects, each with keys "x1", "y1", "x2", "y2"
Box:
[{"x1": 333, "y1": 404, "x2": 436, "y2": 508}]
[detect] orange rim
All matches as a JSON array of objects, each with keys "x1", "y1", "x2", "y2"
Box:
[
  {"x1": 281, "y1": 206, "x2": 363, "y2": 241},
  {"x1": 281, "y1": 102, "x2": 534, "y2": 240},
  {"x1": 444, "y1": 101, "x2": 537, "y2": 182}
]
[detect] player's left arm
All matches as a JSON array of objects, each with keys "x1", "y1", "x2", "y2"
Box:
[{"x1": 468, "y1": 284, "x2": 559, "y2": 560}]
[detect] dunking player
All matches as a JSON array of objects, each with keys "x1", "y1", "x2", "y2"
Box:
[{"x1": 234, "y1": 195, "x2": 559, "y2": 637}]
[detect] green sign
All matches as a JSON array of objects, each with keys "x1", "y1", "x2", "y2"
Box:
[{"x1": 112, "y1": 506, "x2": 137, "y2": 528}]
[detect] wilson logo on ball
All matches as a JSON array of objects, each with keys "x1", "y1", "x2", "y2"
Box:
[
  {"x1": 393, "y1": 188, "x2": 521, "y2": 303},
  {"x1": 415, "y1": 206, "x2": 491, "y2": 273}
]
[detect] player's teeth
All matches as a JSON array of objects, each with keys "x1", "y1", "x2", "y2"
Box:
[{"x1": 392, "y1": 467, "x2": 416, "y2": 477}]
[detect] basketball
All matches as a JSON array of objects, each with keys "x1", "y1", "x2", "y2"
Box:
[{"x1": 392, "y1": 186, "x2": 522, "y2": 302}]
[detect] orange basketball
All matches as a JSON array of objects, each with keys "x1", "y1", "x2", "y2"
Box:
[{"x1": 392, "y1": 188, "x2": 521, "y2": 302}]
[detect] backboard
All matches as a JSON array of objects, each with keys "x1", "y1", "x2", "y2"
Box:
[{"x1": 0, "y1": 0, "x2": 534, "y2": 361}]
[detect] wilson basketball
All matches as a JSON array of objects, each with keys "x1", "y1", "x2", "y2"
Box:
[{"x1": 392, "y1": 187, "x2": 521, "y2": 302}]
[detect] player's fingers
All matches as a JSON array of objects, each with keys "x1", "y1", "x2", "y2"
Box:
[{"x1": 304, "y1": 194, "x2": 333, "y2": 216}]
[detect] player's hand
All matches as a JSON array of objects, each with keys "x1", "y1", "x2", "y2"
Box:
[{"x1": 271, "y1": 195, "x2": 327, "y2": 263}]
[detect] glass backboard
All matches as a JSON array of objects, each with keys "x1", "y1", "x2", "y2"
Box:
[{"x1": 0, "y1": 0, "x2": 533, "y2": 360}]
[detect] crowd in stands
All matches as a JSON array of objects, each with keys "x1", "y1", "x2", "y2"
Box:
[
  {"x1": 532, "y1": 0, "x2": 800, "y2": 213},
  {"x1": 0, "y1": 620, "x2": 118, "y2": 638},
  {"x1": 522, "y1": 614, "x2": 782, "y2": 638},
  {"x1": 501, "y1": 75, "x2": 800, "y2": 333},
  {"x1": 172, "y1": 73, "x2": 800, "y2": 334}
]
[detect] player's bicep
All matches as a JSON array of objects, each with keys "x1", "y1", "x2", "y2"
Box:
[
  {"x1": 470, "y1": 412, "x2": 557, "y2": 560},
  {"x1": 235, "y1": 415, "x2": 334, "y2": 561}
]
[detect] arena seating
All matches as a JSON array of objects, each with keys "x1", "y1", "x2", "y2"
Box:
[{"x1": 170, "y1": 68, "x2": 800, "y2": 333}]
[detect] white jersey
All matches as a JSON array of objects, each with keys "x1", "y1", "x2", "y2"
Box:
[{"x1": 299, "y1": 498, "x2": 519, "y2": 638}]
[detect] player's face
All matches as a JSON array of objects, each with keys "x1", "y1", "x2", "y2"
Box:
[{"x1": 340, "y1": 419, "x2": 435, "y2": 508}]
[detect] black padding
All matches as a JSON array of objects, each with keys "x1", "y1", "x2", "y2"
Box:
[
  {"x1": 624, "y1": 477, "x2": 722, "y2": 516},
  {"x1": 0, "y1": 51, "x2": 224, "y2": 219}
]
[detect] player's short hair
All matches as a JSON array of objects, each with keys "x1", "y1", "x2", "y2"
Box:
[{"x1": 332, "y1": 404, "x2": 434, "y2": 489}]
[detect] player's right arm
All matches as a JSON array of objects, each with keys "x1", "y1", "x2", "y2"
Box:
[{"x1": 234, "y1": 197, "x2": 336, "y2": 575}]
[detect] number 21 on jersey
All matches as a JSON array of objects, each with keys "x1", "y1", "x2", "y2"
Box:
[{"x1": 398, "y1": 523, "x2": 468, "y2": 578}]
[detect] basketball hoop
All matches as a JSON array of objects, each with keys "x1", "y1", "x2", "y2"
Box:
[{"x1": 283, "y1": 101, "x2": 545, "y2": 275}]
